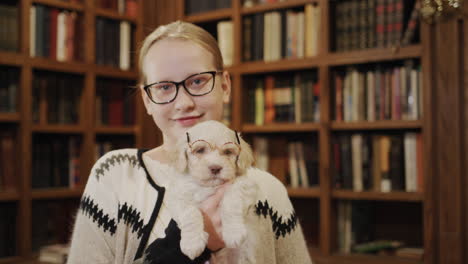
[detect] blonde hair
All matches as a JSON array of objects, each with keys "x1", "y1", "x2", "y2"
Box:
[{"x1": 138, "y1": 21, "x2": 224, "y2": 85}]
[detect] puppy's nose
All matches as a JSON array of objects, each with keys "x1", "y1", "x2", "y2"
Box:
[{"x1": 209, "y1": 165, "x2": 222, "y2": 175}]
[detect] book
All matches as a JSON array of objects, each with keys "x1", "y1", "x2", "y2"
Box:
[{"x1": 217, "y1": 20, "x2": 234, "y2": 67}]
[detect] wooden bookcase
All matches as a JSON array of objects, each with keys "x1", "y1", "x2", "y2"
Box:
[
  {"x1": 0, "y1": 0, "x2": 144, "y2": 263},
  {"x1": 177, "y1": 0, "x2": 431, "y2": 263}
]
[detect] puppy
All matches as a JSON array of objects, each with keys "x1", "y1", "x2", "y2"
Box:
[{"x1": 166, "y1": 120, "x2": 257, "y2": 263}]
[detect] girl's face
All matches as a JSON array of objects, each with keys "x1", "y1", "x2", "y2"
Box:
[{"x1": 142, "y1": 38, "x2": 231, "y2": 146}]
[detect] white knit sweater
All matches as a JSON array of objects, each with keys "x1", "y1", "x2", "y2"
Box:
[{"x1": 67, "y1": 149, "x2": 313, "y2": 264}]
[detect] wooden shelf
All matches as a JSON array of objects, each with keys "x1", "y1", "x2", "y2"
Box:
[
  {"x1": 31, "y1": 187, "x2": 84, "y2": 200},
  {"x1": 332, "y1": 190, "x2": 423, "y2": 202},
  {"x1": 0, "y1": 256, "x2": 23, "y2": 264},
  {"x1": 326, "y1": 45, "x2": 422, "y2": 66},
  {"x1": 95, "y1": 7, "x2": 137, "y2": 22},
  {"x1": 0, "y1": 190, "x2": 20, "y2": 201},
  {"x1": 287, "y1": 186, "x2": 320, "y2": 198},
  {"x1": 95, "y1": 126, "x2": 138, "y2": 135},
  {"x1": 95, "y1": 65, "x2": 138, "y2": 79},
  {"x1": 238, "y1": 57, "x2": 321, "y2": 74},
  {"x1": 241, "y1": 0, "x2": 316, "y2": 15},
  {"x1": 312, "y1": 253, "x2": 423, "y2": 264},
  {"x1": 30, "y1": 57, "x2": 88, "y2": 74},
  {"x1": 184, "y1": 8, "x2": 232, "y2": 23},
  {"x1": 32, "y1": 124, "x2": 85, "y2": 134},
  {"x1": 0, "y1": 113, "x2": 20, "y2": 123},
  {"x1": 242, "y1": 122, "x2": 321, "y2": 133},
  {"x1": 32, "y1": 0, "x2": 85, "y2": 11},
  {"x1": 331, "y1": 120, "x2": 422, "y2": 130},
  {"x1": 0, "y1": 51, "x2": 24, "y2": 66}
]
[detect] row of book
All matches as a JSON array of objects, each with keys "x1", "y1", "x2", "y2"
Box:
[
  {"x1": 31, "y1": 136, "x2": 80, "y2": 189},
  {"x1": 333, "y1": 132, "x2": 423, "y2": 193},
  {"x1": 287, "y1": 141, "x2": 319, "y2": 188},
  {"x1": 0, "y1": 204, "x2": 16, "y2": 258},
  {"x1": 95, "y1": 18, "x2": 132, "y2": 70},
  {"x1": 30, "y1": 5, "x2": 83, "y2": 62},
  {"x1": 0, "y1": 131, "x2": 15, "y2": 191},
  {"x1": 0, "y1": 67, "x2": 18, "y2": 113},
  {"x1": 97, "y1": 0, "x2": 138, "y2": 17},
  {"x1": 243, "y1": 0, "x2": 291, "y2": 8},
  {"x1": 337, "y1": 200, "x2": 423, "y2": 260},
  {"x1": 0, "y1": 3, "x2": 18, "y2": 52},
  {"x1": 32, "y1": 73, "x2": 83, "y2": 124},
  {"x1": 32, "y1": 200, "x2": 78, "y2": 253},
  {"x1": 246, "y1": 72, "x2": 320, "y2": 125},
  {"x1": 243, "y1": 4, "x2": 320, "y2": 62},
  {"x1": 96, "y1": 79, "x2": 136, "y2": 126},
  {"x1": 185, "y1": 0, "x2": 231, "y2": 15},
  {"x1": 333, "y1": 60, "x2": 422, "y2": 122},
  {"x1": 94, "y1": 139, "x2": 134, "y2": 161},
  {"x1": 334, "y1": 0, "x2": 419, "y2": 51},
  {"x1": 252, "y1": 136, "x2": 319, "y2": 188}
]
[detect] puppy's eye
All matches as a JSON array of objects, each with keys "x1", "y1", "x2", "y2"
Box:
[
  {"x1": 194, "y1": 147, "x2": 206, "y2": 154},
  {"x1": 222, "y1": 148, "x2": 234, "y2": 156}
]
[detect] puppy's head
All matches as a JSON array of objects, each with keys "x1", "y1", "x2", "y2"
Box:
[{"x1": 173, "y1": 120, "x2": 253, "y2": 187}]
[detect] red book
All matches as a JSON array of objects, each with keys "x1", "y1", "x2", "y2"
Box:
[
  {"x1": 335, "y1": 73, "x2": 343, "y2": 121},
  {"x1": 1, "y1": 132, "x2": 16, "y2": 190},
  {"x1": 108, "y1": 81, "x2": 124, "y2": 126},
  {"x1": 49, "y1": 8, "x2": 59, "y2": 60},
  {"x1": 126, "y1": 0, "x2": 138, "y2": 17},
  {"x1": 264, "y1": 75, "x2": 275, "y2": 123}
]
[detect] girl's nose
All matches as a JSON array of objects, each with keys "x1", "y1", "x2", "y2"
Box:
[{"x1": 174, "y1": 86, "x2": 195, "y2": 111}]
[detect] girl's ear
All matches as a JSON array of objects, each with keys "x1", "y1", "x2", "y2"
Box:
[
  {"x1": 221, "y1": 71, "x2": 231, "y2": 104},
  {"x1": 236, "y1": 135, "x2": 254, "y2": 175}
]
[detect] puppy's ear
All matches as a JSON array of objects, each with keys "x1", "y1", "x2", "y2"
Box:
[
  {"x1": 237, "y1": 134, "x2": 254, "y2": 175},
  {"x1": 171, "y1": 141, "x2": 188, "y2": 173}
]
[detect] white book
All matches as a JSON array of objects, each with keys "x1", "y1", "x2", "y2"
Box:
[
  {"x1": 367, "y1": 71, "x2": 375, "y2": 121},
  {"x1": 120, "y1": 21, "x2": 131, "y2": 70},
  {"x1": 296, "y1": 12, "x2": 304, "y2": 59},
  {"x1": 253, "y1": 137, "x2": 269, "y2": 171},
  {"x1": 310, "y1": 5, "x2": 321, "y2": 56},
  {"x1": 30, "y1": 6, "x2": 36, "y2": 57},
  {"x1": 296, "y1": 142, "x2": 309, "y2": 187},
  {"x1": 351, "y1": 134, "x2": 363, "y2": 191},
  {"x1": 288, "y1": 142, "x2": 299, "y2": 188},
  {"x1": 57, "y1": 11, "x2": 67, "y2": 62},
  {"x1": 217, "y1": 20, "x2": 233, "y2": 67},
  {"x1": 404, "y1": 133, "x2": 417, "y2": 192},
  {"x1": 270, "y1": 12, "x2": 281, "y2": 61},
  {"x1": 304, "y1": 4, "x2": 313, "y2": 57},
  {"x1": 400, "y1": 66, "x2": 408, "y2": 120},
  {"x1": 286, "y1": 11, "x2": 294, "y2": 58}
]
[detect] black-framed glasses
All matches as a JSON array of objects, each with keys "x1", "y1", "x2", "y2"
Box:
[{"x1": 143, "y1": 71, "x2": 223, "y2": 104}]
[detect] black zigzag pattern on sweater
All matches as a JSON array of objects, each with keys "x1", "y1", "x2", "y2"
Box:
[
  {"x1": 255, "y1": 200, "x2": 297, "y2": 239},
  {"x1": 79, "y1": 195, "x2": 117, "y2": 235},
  {"x1": 118, "y1": 202, "x2": 147, "y2": 239},
  {"x1": 94, "y1": 153, "x2": 141, "y2": 180}
]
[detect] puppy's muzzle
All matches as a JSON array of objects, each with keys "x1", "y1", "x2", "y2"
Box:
[{"x1": 209, "y1": 165, "x2": 222, "y2": 175}]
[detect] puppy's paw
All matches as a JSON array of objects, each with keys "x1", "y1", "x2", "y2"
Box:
[
  {"x1": 223, "y1": 224, "x2": 247, "y2": 248},
  {"x1": 180, "y1": 231, "x2": 208, "y2": 260}
]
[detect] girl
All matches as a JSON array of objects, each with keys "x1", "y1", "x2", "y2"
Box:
[{"x1": 67, "y1": 21, "x2": 312, "y2": 264}]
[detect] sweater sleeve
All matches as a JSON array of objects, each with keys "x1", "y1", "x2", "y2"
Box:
[
  {"x1": 252, "y1": 169, "x2": 313, "y2": 264},
  {"x1": 67, "y1": 153, "x2": 119, "y2": 264}
]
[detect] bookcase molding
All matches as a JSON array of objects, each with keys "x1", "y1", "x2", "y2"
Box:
[{"x1": 0, "y1": 0, "x2": 145, "y2": 262}]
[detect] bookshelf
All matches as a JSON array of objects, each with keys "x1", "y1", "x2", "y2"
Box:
[
  {"x1": 177, "y1": 0, "x2": 431, "y2": 263},
  {"x1": 0, "y1": 0, "x2": 144, "y2": 262}
]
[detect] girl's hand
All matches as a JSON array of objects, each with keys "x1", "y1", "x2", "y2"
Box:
[{"x1": 199, "y1": 183, "x2": 230, "y2": 251}]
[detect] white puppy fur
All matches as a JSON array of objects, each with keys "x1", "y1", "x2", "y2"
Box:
[{"x1": 166, "y1": 120, "x2": 258, "y2": 263}]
